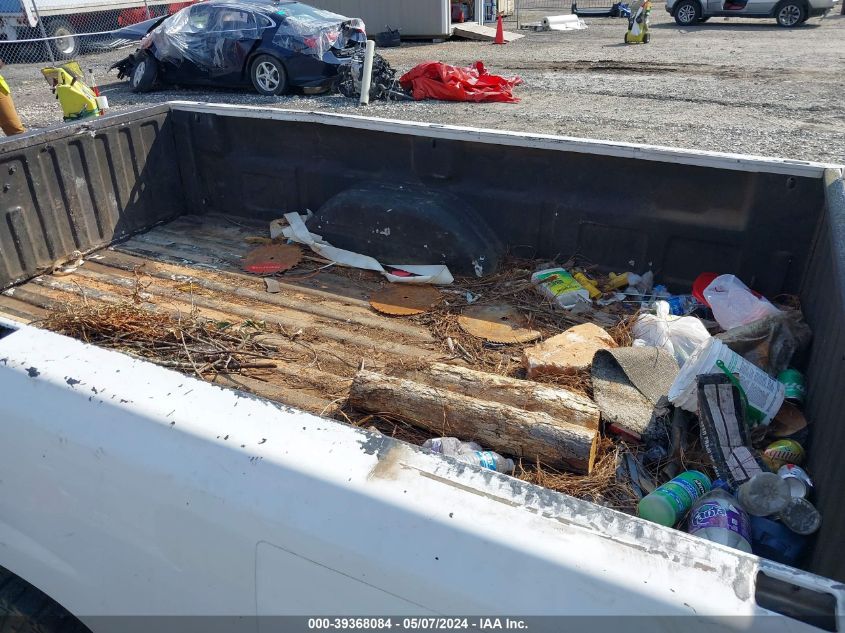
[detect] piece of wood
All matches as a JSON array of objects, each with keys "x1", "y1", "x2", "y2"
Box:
[
  {"x1": 349, "y1": 370, "x2": 598, "y2": 473},
  {"x1": 452, "y1": 22, "x2": 524, "y2": 42},
  {"x1": 401, "y1": 363, "x2": 600, "y2": 431}
]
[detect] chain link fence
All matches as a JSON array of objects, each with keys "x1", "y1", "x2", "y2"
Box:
[{"x1": 0, "y1": 0, "x2": 194, "y2": 66}]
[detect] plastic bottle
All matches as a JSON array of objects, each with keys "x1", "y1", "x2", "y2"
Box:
[
  {"x1": 531, "y1": 268, "x2": 591, "y2": 308},
  {"x1": 638, "y1": 470, "x2": 712, "y2": 527},
  {"x1": 423, "y1": 437, "x2": 515, "y2": 474},
  {"x1": 667, "y1": 295, "x2": 700, "y2": 317},
  {"x1": 779, "y1": 497, "x2": 821, "y2": 535},
  {"x1": 736, "y1": 472, "x2": 791, "y2": 517},
  {"x1": 668, "y1": 337, "x2": 785, "y2": 424},
  {"x1": 703, "y1": 274, "x2": 780, "y2": 330},
  {"x1": 688, "y1": 485, "x2": 752, "y2": 552}
]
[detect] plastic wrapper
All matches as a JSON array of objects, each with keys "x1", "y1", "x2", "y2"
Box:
[
  {"x1": 632, "y1": 300, "x2": 711, "y2": 367},
  {"x1": 697, "y1": 374, "x2": 767, "y2": 489},
  {"x1": 703, "y1": 274, "x2": 780, "y2": 330},
  {"x1": 149, "y1": 3, "x2": 265, "y2": 68},
  {"x1": 147, "y1": 2, "x2": 362, "y2": 70},
  {"x1": 399, "y1": 61, "x2": 523, "y2": 103},
  {"x1": 271, "y1": 7, "x2": 363, "y2": 61},
  {"x1": 716, "y1": 310, "x2": 812, "y2": 377}
]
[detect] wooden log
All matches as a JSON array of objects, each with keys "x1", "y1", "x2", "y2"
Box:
[
  {"x1": 401, "y1": 363, "x2": 599, "y2": 431},
  {"x1": 349, "y1": 370, "x2": 598, "y2": 473}
]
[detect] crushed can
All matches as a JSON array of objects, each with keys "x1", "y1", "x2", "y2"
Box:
[
  {"x1": 762, "y1": 439, "x2": 805, "y2": 470},
  {"x1": 777, "y1": 368, "x2": 806, "y2": 406},
  {"x1": 778, "y1": 464, "x2": 813, "y2": 499}
]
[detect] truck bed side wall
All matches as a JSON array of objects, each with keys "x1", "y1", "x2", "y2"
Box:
[
  {"x1": 801, "y1": 169, "x2": 845, "y2": 582},
  {"x1": 171, "y1": 110, "x2": 825, "y2": 296},
  {"x1": 0, "y1": 106, "x2": 186, "y2": 290}
]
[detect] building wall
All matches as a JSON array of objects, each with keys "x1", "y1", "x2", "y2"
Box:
[{"x1": 306, "y1": 0, "x2": 451, "y2": 38}]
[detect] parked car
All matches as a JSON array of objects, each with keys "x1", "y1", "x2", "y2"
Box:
[
  {"x1": 111, "y1": 0, "x2": 366, "y2": 95},
  {"x1": 666, "y1": 0, "x2": 838, "y2": 26}
]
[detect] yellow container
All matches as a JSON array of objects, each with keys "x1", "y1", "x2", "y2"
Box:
[
  {"x1": 41, "y1": 64, "x2": 99, "y2": 121},
  {"x1": 605, "y1": 272, "x2": 629, "y2": 291},
  {"x1": 573, "y1": 272, "x2": 602, "y2": 299}
]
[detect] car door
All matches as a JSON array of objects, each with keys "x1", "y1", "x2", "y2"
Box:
[
  {"x1": 716, "y1": 0, "x2": 772, "y2": 13},
  {"x1": 159, "y1": 3, "x2": 215, "y2": 85},
  {"x1": 204, "y1": 7, "x2": 263, "y2": 85}
]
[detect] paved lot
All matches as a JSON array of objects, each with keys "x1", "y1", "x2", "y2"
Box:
[{"x1": 3, "y1": 6, "x2": 845, "y2": 163}]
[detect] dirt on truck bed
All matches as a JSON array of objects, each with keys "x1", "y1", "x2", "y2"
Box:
[{"x1": 0, "y1": 212, "x2": 639, "y2": 508}]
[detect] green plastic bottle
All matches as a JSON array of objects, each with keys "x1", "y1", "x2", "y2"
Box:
[{"x1": 638, "y1": 471, "x2": 712, "y2": 527}]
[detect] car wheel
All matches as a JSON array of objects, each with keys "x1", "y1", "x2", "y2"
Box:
[
  {"x1": 250, "y1": 55, "x2": 288, "y2": 96},
  {"x1": 130, "y1": 53, "x2": 158, "y2": 93},
  {"x1": 46, "y1": 18, "x2": 79, "y2": 60},
  {"x1": 674, "y1": 0, "x2": 701, "y2": 24},
  {"x1": 643, "y1": 33, "x2": 650, "y2": 43},
  {"x1": 776, "y1": 1, "x2": 806, "y2": 25},
  {"x1": 0, "y1": 564, "x2": 88, "y2": 633}
]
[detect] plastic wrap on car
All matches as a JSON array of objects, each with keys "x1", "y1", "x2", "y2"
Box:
[
  {"x1": 271, "y1": 6, "x2": 363, "y2": 61},
  {"x1": 148, "y1": 3, "x2": 273, "y2": 69}
]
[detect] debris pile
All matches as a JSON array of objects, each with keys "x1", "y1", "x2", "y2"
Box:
[
  {"x1": 347, "y1": 262, "x2": 820, "y2": 563},
  {"x1": 39, "y1": 215, "x2": 822, "y2": 551},
  {"x1": 42, "y1": 302, "x2": 283, "y2": 378}
]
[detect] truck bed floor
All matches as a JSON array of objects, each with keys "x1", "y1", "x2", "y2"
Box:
[{"x1": 0, "y1": 213, "x2": 445, "y2": 417}]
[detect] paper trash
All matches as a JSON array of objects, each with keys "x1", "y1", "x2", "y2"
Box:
[{"x1": 272, "y1": 213, "x2": 454, "y2": 285}]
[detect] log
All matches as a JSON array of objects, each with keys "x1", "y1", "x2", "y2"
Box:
[
  {"x1": 401, "y1": 363, "x2": 599, "y2": 431},
  {"x1": 349, "y1": 370, "x2": 598, "y2": 473}
]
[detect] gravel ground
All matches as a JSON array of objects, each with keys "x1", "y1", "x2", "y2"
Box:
[{"x1": 3, "y1": 7, "x2": 845, "y2": 163}]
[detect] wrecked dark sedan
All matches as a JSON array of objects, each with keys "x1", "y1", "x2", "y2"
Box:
[{"x1": 111, "y1": 0, "x2": 366, "y2": 95}]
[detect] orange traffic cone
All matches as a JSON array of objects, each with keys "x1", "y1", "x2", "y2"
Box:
[{"x1": 494, "y1": 14, "x2": 505, "y2": 45}]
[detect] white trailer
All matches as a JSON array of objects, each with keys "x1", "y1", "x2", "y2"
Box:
[{"x1": 0, "y1": 0, "x2": 191, "y2": 59}]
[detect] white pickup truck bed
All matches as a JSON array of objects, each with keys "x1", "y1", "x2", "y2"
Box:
[{"x1": 1, "y1": 103, "x2": 844, "y2": 630}]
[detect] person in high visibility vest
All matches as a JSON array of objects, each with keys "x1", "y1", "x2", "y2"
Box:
[{"x1": 0, "y1": 59, "x2": 26, "y2": 136}]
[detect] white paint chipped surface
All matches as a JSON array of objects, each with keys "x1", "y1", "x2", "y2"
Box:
[{"x1": 0, "y1": 317, "x2": 842, "y2": 628}]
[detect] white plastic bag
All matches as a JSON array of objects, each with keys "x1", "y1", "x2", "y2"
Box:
[
  {"x1": 632, "y1": 300, "x2": 711, "y2": 367},
  {"x1": 703, "y1": 274, "x2": 780, "y2": 331}
]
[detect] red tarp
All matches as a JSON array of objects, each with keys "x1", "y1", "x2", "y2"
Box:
[{"x1": 399, "y1": 61, "x2": 523, "y2": 103}]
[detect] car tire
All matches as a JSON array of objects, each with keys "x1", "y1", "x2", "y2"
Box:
[
  {"x1": 643, "y1": 33, "x2": 650, "y2": 43},
  {"x1": 775, "y1": 0, "x2": 806, "y2": 25},
  {"x1": 0, "y1": 564, "x2": 89, "y2": 633},
  {"x1": 45, "y1": 18, "x2": 79, "y2": 60},
  {"x1": 250, "y1": 55, "x2": 288, "y2": 96},
  {"x1": 674, "y1": 0, "x2": 701, "y2": 25},
  {"x1": 129, "y1": 53, "x2": 158, "y2": 93}
]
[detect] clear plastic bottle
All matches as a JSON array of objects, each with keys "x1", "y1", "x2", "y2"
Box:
[
  {"x1": 688, "y1": 486, "x2": 752, "y2": 552},
  {"x1": 638, "y1": 470, "x2": 712, "y2": 527},
  {"x1": 736, "y1": 472, "x2": 791, "y2": 517},
  {"x1": 423, "y1": 437, "x2": 515, "y2": 474},
  {"x1": 779, "y1": 497, "x2": 822, "y2": 535}
]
